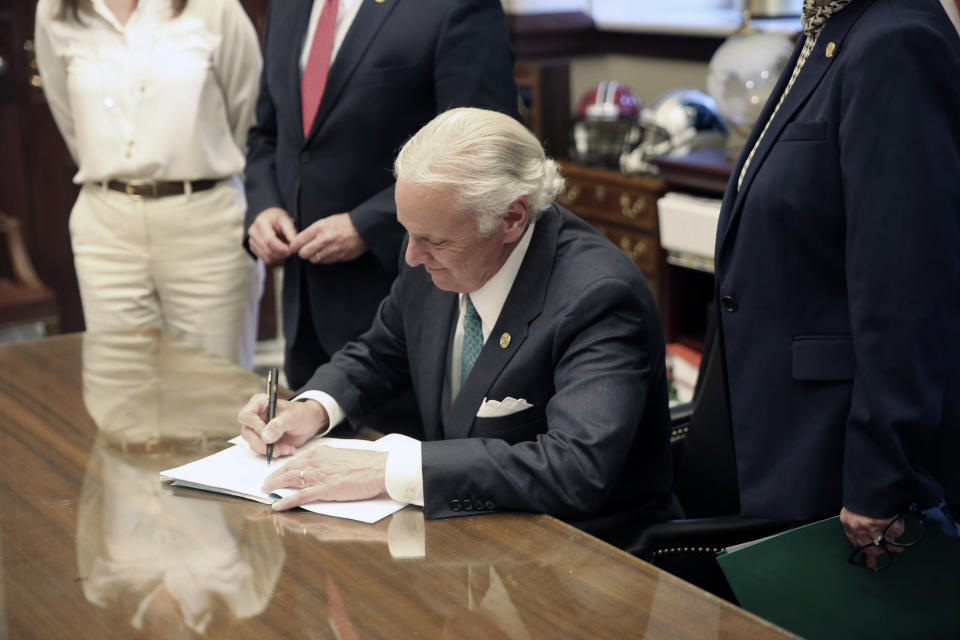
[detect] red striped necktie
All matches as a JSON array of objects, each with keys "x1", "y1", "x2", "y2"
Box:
[{"x1": 301, "y1": 0, "x2": 338, "y2": 138}]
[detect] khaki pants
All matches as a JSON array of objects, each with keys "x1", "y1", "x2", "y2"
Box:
[{"x1": 70, "y1": 177, "x2": 263, "y2": 369}]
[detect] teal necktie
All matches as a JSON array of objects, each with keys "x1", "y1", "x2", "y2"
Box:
[{"x1": 460, "y1": 294, "x2": 482, "y2": 388}]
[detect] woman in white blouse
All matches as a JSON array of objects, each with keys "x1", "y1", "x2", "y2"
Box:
[{"x1": 35, "y1": 0, "x2": 264, "y2": 368}]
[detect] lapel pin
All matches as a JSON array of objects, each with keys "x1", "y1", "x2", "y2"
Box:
[
  {"x1": 825, "y1": 42, "x2": 836, "y2": 58},
  {"x1": 499, "y1": 333, "x2": 511, "y2": 349},
  {"x1": 375, "y1": 0, "x2": 386, "y2": 3}
]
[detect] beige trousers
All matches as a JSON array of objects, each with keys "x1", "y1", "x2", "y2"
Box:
[{"x1": 70, "y1": 177, "x2": 263, "y2": 369}]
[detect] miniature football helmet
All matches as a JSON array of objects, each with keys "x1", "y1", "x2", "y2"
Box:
[
  {"x1": 569, "y1": 81, "x2": 643, "y2": 169},
  {"x1": 620, "y1": 88, "x2": 728, "y2": 175}
]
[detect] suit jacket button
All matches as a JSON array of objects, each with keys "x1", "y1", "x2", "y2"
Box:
[
  {"x1": 300, "y1": 151, "x2": 311, "y2": 163},
  {"x1": 463, "y1": 499, "x2": 474, "y2": 511},
  {"x1": 472, "y1": 499, "x2": 485, "y2": 511},
  {"x1": 721, "y1": 295, "x2": 738, "y2": 312},
  {"x1": 484, "y1": 500, "x2": 496, "y2": 510},
  {"x1": 449, "y1": 499, "x2": 461, "y2": 511}
]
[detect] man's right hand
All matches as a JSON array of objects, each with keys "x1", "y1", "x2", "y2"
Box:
[
  {"x1": 238, "y1": 395, "x2": 329, "y2": 458},
  {"x1": 248, "y1": 207, "x2": 299, "y2": 265}
]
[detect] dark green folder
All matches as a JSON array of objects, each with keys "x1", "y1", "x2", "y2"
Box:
[{"x1": 717, "y1": 515, "x2": 960, "y2": 639}]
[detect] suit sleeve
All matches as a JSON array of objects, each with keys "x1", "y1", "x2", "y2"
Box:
[
  {"x1": 348, "y1": 0, "x2": 519, "y2": 275},
  {"x1": 839, "y1": 23, "x2": 960, "y2": 516},
  {"x1": 243, "y1": 3, "x2": 285, "y2": 251},
  {"x1": 421, "y1": 278, "x2": 659, "y2": 520}
]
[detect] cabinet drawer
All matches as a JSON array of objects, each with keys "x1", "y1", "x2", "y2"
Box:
[
  {"x1": 556, "y1": 163, "x2": 665, "y2": 232},
  {"x1": 558, "y1": 179, "x2": 658, "y2": 231},
  {"x1": 588, "y1": 221, "x2": 659, "y2": 275}
]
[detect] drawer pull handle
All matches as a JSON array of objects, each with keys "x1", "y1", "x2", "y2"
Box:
[
  {"x1": 594, "y1": 185, "x2": 606, "y2": 201},
  {"x1": 619, "y1": 194, "x2": 646, "y2": 219},
  {"x1": 619, "y1": 237, "x2": 647, "y2": 261},
  {"x1": 559, "y1": 184, "x2": 581, "y2": 205}
]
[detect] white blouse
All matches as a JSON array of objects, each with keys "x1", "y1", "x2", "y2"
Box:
[{"x1": 34, "y1": 0, "x2": 262, "y2": 183}]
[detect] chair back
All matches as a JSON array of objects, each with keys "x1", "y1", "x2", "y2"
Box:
[
  {"x1": 0, "y1": 212, "x2": 59, "y2": 339},
  {"x1": 674, "y1": 318, "x2": 740, "y2": 518}
]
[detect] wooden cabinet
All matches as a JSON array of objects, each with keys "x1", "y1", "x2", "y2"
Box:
[
  {"x1": 557, "y1": 161, "x2": 668, "y2": 313},
  {"x1": 653, "y1": 149, "x2": 734, "y2": 349},
  {"x1": 514, "y1": 58, "x2": 571, "y2": 161}
]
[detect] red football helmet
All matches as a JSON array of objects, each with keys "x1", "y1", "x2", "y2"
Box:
[{"x1": 569, "y1": 81, "x2": 643, "y2": 169}]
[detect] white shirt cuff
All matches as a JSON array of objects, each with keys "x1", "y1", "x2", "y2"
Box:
[
  {"x1": 377, "y1": 433, "x2": 424, "y2": 507},
  {"x1": 386, "y1": 509, "x2": 426, "y2": 558},
  {"x1": 292, "y1": 390, "x2": 344, "y2": 435}
]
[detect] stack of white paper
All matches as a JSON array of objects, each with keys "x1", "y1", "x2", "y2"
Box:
[{"x1": 159, "y1": 437, "x2": 408, "y2": 524}]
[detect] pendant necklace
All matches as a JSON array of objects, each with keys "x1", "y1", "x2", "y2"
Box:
[{"x1": 94, "y1": 7, "x2": 158, "y2": 160}]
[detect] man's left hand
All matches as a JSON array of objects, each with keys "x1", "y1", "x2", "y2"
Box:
[
  {"x1": 290, "y1": 213, "x2": 368, "y2": 264},
  {"x1": 262, "y1": 446, "x2": 388, "y2": 510}
]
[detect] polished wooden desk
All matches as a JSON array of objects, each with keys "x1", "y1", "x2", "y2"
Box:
[{"x1": 0, "y1": 332, "x2": 797, "y2": 639}]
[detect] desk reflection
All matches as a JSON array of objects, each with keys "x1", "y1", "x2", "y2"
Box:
[
  {"x1": 81, "y1": 331, "x2": 250, "y2": 447},
  {"x1": 45, "y1": 331, "x2": 752, "y2": 639},
  {"x1": 77, "y1": 332, "x2": 284, "y2": 636},
  {"x1": 267, "y1": 508, "x2": 660, "y2": 639}
]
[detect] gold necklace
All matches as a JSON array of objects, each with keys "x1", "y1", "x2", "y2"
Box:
[{"x1": 93, "y1": 4, "x2": 158, "y2": 160}]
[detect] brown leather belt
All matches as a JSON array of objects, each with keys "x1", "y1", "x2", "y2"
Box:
[{"x1": 105, "y1": 179, "x2": 220, "y2": 198}]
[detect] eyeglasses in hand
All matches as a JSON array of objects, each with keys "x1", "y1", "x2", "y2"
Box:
[{"x1": 847, "y1": 505, "x2": 926, "y2": 571}]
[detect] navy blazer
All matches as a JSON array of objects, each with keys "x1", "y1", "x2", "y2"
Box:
[
  {"x1": 244, "y1": 0, "x2": 519, "y2": 358},
  {"x1": 304, "y1": 206, "x2": 678, "y2": 545},
  {"x1": 715, "y1": 0, "x2": 960, "y2": 521}
]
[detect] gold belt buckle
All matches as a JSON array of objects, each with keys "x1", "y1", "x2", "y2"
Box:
[{"x1": 124, "y1": 179, "x2": 154, "y2": 198}]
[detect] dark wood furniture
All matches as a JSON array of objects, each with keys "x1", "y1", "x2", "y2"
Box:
[
  {"x1": 514, "y1": 58, "x2": 571, "y2": 160},
  {"x1": 654, "y1": 148, "x2": 736, "y2": 197},
  {"x1": 0, "y1": 211, "x2": 58, "y2": 336},
  {"x1": 0, "y1": 332, "x2": 798, "y2": 639},
  {"x1": 557, "y1": 161, "x2": 668, "y2": 315},
  {"x1": 653, "y1": 149, "x2": 735, "y2": 349}
]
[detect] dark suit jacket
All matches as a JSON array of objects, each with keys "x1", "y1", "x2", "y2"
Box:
[
  {"x1": 715, "y1": 0, "x2": 960, "y2": 521},
  {"x1": 304, "y1": 205, "x2": 678, "y2": 546},
  {"x1": 244, "y1": 0, "x2": 519, "y2": 360}
]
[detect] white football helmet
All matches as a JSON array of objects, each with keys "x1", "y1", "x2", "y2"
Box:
[{"x1": 620, "y1": 88, "x2": 728, "y2": 175}]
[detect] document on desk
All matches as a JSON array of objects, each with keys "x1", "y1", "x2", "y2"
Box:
[{"x1": 159, "y1": 436, "x2": 408, "y2": 524}]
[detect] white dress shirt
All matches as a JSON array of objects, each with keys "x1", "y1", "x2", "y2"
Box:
[
  {"x1": 299, "y1": 0, "x2": 364, "y2": 73},
  {"x1": 34, "y1": 0, "x2": 261, "y2": 183},
  {"x1": 299, "y1": 222, "x2": 537, "y2": 507}
]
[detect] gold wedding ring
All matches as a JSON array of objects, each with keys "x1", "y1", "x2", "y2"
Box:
[
  {"x1": 314, "y1": 252, "x2": 322, "y2": 262},
  {"x1": 299, "y1": 469, "x2": 306, "y2": 488}
]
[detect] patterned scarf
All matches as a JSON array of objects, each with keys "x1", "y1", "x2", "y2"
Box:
[
  {"x1": 737, "y1": 0, "x2": 855, "y2": 189},
  {"x1": 801, "y1": 0, "x2": 855, "y2": 37}
]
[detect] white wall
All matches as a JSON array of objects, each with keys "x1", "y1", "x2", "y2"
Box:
[
  {"x1": 501, "y1": 0, "x2": 590, "y2": 13},
  {"x1": 570, "y1": 54, "x2": 710, "y2": 111}
]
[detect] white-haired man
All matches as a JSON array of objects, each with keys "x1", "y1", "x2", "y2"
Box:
[{"x1": 238, "y1": 107, "x2": 679, "y2": 547}]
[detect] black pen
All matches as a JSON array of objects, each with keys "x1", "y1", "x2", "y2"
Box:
[{"x1": 265, "y1": 367, "x2": 278, "y2": 465}]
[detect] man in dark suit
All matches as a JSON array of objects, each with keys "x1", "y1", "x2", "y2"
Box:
[
  {"x1": 714, "y1": 0, "x2": 960, "y2": 555},
  {"x1": 238, "y1": 108, "x2": 679, "y2": 548},
  {"x1": 243, "y1": 0, "x2": 520, "y2": 396}
]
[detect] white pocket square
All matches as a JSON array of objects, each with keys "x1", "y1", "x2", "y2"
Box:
[{"x1": 476, "y1": 396, "x2": 533, "y2": 418}]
